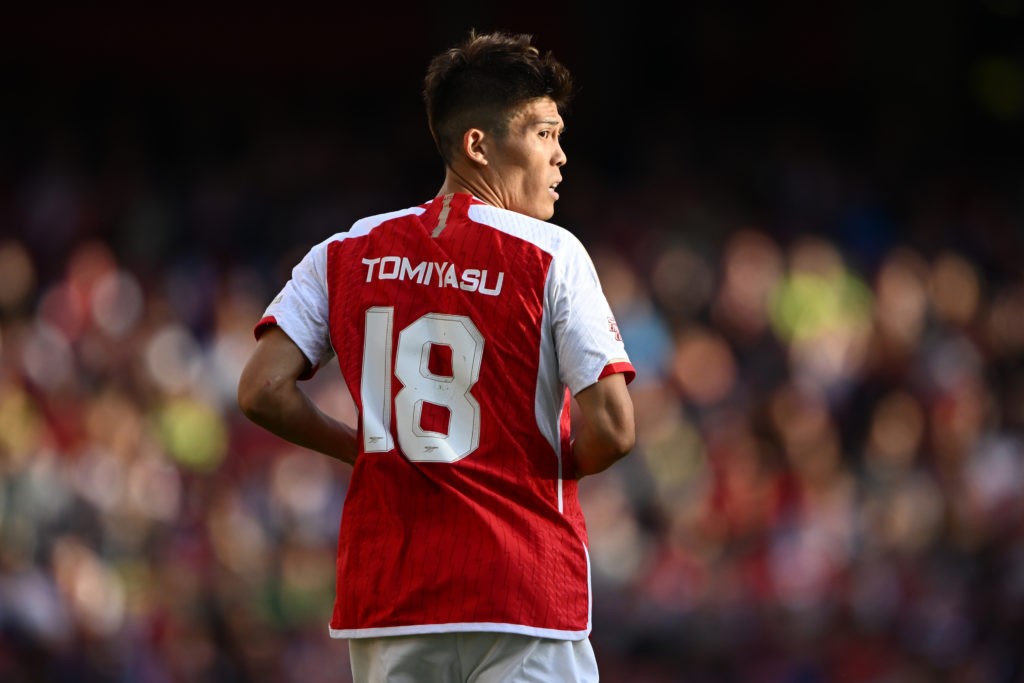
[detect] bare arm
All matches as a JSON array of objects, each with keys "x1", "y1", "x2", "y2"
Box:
[
  {"x1": 572, "y1": 372, "x2": 635, "y2": 477},
  {"x1": 236, "y1": 326, "x2": 358, "y2": 465}
]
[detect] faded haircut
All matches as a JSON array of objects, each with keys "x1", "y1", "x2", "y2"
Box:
[{"x1": 423, "y1": 29, "x2": 575, "y2": 165}]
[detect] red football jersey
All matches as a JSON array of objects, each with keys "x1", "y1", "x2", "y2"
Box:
[{"x1": 256, "y1": 193, "x2": 635, "y2": 640}]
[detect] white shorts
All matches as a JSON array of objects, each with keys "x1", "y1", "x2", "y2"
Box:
[{"x1": 348, "y1": 631, "x2": 599, "y2": 682}]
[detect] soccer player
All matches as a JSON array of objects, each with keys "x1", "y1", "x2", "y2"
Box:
[{"x1": 237, "y1": 29, "x2": 636, "y2": 682}]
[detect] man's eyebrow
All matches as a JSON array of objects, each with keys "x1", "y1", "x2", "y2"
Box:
[{"x1": 531, "y1": 118, "x2": 565, "y2": 130}]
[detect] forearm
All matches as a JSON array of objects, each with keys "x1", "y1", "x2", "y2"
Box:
[{"x1": 242, "y1": 382, "x2": 358, "y2": 465}]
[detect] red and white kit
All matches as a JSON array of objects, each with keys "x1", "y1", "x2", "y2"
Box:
[{"x1": 256, "y1": 192, "x2": 635, "y2": 640}]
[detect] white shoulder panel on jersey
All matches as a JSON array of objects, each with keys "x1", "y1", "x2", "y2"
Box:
[
  {"x1": 261, "y1": 205, "x2": 427, "y2": 372},
  {"x1": 468, "y1": 205, "x2": 627, "y2": 396},
  {"x1": 467, "y1": 204, "x2": 583, "y2": 260}
]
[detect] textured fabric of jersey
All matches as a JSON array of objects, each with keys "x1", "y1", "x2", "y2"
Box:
[{"x1": 256, "y1": 193, "x2": 635, "y2": 640}]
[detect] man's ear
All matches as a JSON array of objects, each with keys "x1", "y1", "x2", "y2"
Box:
[{"x1": 462, "y1": 128, "x2": 488, "y2": 166}]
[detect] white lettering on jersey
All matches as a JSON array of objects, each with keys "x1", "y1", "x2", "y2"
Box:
[{"x1": 362, "y1": 257, "x2": 504, "y2": 296}]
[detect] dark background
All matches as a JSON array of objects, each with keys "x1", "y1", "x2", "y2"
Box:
[{"x1": 4, "y1": 2, "x2": 1021, "y2": 268}]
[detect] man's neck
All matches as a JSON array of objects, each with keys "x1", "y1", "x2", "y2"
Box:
[{"x1": 438, "y1": 167, "x2": 499, "y2": 209}]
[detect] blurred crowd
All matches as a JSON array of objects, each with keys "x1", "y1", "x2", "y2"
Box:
[
  {"x1": 2, "y1": 14, "x2": 1024, "y2": 683},
  {"x1": 3, "y1": 130, "x2": 1022, "y2": 683}
]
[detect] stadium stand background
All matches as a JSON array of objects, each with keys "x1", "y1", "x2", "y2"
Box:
[{"x1": 1, "y1": 2, "x2": 1022, "y2": 681}]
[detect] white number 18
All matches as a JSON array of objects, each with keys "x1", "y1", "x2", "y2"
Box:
[{"x1": 360, "y1": 307, "x2": 484, "y2": 463}]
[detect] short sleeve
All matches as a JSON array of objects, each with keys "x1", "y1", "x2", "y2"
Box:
[
  {"x1": 548, "y1": 234, "x2": 636, "y2": 395},
  {"x1": 255, "y1": 238, "x2": 335, "y2": 378}
]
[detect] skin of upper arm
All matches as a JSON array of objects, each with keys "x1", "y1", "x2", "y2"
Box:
[
  {"x1": 237, "y1": 326, "x2": 311, "y2": 414},
  {"x1": 574, "y1": 372, "x2": 636, "y2": 458}
]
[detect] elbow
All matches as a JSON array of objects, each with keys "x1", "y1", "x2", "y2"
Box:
[
  {"x1": 595, "y1": 413, "x2": 635, "y2": 461},
  {"x1": 236, "y1": 380, "x2": 264, "y2": 423},
  {"x1": 613, "y1": 425, "x2": 636, "y2": 459},
  {"x1": 605, "y1": 421, "x2": 636, "y2": 462},
  {"x1": 577, "y1": 419, "x2": 636, "y2": 478},
  {"x1": 237, "y1": 370, "x2": 284, "y2": 424}
]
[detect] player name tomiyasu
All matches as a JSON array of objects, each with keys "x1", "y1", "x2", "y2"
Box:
[{"x1": 362, "y1": 256, "x2": 505, "y2": 296}]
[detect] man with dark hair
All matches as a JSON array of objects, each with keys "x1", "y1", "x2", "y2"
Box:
[{"x1": 238, "y1": 29, "x2": 635, "y2": 682}]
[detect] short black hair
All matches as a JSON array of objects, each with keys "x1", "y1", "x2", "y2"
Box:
[{"x1": 423, "y1": 29, "x2": 575, "y2": 165}]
